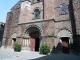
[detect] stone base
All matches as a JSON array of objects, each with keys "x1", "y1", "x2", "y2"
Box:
[{"x1": 22, "y1": 47, "x2": 30, "y2": 50}]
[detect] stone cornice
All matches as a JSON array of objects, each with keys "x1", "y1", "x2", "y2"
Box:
[
  {"x1": 18, "y1": 19, "x2": 70, "y2": 25},
  {"x1": 10, "y1": 25, "x2": 18, "y2": 28}
]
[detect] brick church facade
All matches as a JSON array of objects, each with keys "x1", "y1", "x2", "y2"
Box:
[{"x1": 2, "y1": 0, "x2": 80, "y2": 53}]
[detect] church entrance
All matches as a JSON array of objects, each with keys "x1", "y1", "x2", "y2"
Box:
[
  {"x1": 26, "y1": 26, "x2": 41, "y2": 51},
  {"x1": 58, "y1": 29, "x2": 72, "y2": 54},
  {"x1": 12, "y1": 38, "x2": 16, "y2": 47},
  {"x1": 11, "y1": 33, "x2": 17, "y2": 48},
  {"x1": 61, "y1": 37, "x2": 69, "y2": 54},
  {"x1": 30, "y1": 32, "x2": 40, "y2": 51}
]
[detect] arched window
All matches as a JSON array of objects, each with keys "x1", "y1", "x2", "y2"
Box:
[
  {"x1": 34, "y1": 9, "x2": 40, "y2": 19},
  {"x1": 15, "y1": 15, "x2": 19, "y2": 22},
  {"x1": 60, "y1": 4, "x2": 66, "y2": 15}
]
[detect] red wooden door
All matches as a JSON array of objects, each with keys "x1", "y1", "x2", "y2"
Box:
[
  {"x1": 30, "y1": 38, "x2": 35, "y2": 51},
  {"x1": 29, "y1": 32, "x2": 40, "y2": 51},
  {"x1": 61, "y1": 37, "x2": 69, "y2": 54}
]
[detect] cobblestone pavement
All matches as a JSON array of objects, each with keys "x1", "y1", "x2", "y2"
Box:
[
  {"x1": 0, "y1": 47, "x2": 45, "y2": 60},
  {"x1": 0, "y1": 47, "x2": 80, "y2": 60}
]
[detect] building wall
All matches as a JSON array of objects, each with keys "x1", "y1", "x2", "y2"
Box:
[
  {"x1": 2, "y1": 1, "x2": 21, "y2": 47},
  {"x1": 73, "y1": 0, "x2": 80, "y2": 50},
  {"x1": 2, "y1": 12, "x2": 13, "y2": 46},
  {"x1": 2, "y1": 0, "x2": 80, "y2": 52},
  {"x1": 44, "y1": 0, "x2": 55, "y2": 19},
  {"x1": 73, "y1": 0, "x2": 80, "y2": 35},
  {"x1": 19, "y1": 1, "x2": 43, "y2": 24}
]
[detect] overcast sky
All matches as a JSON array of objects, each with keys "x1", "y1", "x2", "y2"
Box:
[{"x1": 0, "y1": 0, "x2": 19, "y2": 23}]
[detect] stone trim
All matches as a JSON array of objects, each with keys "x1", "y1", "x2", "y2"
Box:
[
  {"x1": 57, "y1": 29, "x2": 72, "y2": 38},
  {"x1": 17, "y1": 36, "x2": 23, "y2": 38},
  {"x1": 18, "y1": 19, "x2": 70, "y2": 25},
  {"x1": 25, "y1": 24, "x2": 42, "y2": 34},
  {"x1": 55, "y1": 19, "x2": 70, "y2": 22},
  {"x1": 10, "y1": 26, "x2": 18, "y2": 28},
  {"x1": 76, "y1": 28, "x2": 80, "y2": 30},
  {"x1": 41, "y1": 35, "x2": 57, "y2": 38},
  {"x1": 31, "y1": 1, "x2": 43, "y2": 5},
  {"x1": 60, "y1": 13, "x2": 68, "y2": 15},
  {"x1": 54, "y1": 5, "x2": 69, "y2": 9},
  {"x1": 11, "y1": 33, "x2": 17, "y2": 38},
  {"x1": 16, "y1": 35, "x2": 57, "y2": 38}
]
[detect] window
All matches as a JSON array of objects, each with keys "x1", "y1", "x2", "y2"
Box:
[
  {"x1": 34, "y1": 9, "x2": 40, "y2": 19},
  {"x1": 1, "y1": 25, "x2": 4, "y2": 31},
  {"x1": 17, "y1": 4, "x2": 21, "y2": 9},
  {"x1": 60, "y1": 4, "x2": 66, "y2": 15},
  {"x1": 15, "y1": 15, "x2": 19, "y2": 22},
  {"x1": 1, "y1": 26, "x2": 3, "y2": 31}
]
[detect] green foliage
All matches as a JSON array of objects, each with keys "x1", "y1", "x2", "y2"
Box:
[
  {"x1": 14, "y1": 43, "x2": 22, "y2": 52},
  {"x1": 39, "y1": 43, "x2": 50, "y2": 54}
]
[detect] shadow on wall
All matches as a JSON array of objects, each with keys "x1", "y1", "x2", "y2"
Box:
[
  {"x1": 51, "y1": 42, "x2": 62, "y2": 54},
  {"x1": 50, "y1": 42, "x2": 79, "y2": 55}
]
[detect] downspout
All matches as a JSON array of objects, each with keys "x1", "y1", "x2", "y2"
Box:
[
  {"x1": 43, "y1": 0, "x2": 44, "y2": 19},
  {"x1": 69, "y1": 0, "x2": 78, "y2": 53},
  {"x1": 69, "y1": 0, "x2": 76, "y2": 36}
]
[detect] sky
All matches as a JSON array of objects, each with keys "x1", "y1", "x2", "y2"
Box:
[{"x1": 0, "y1": 0, "x2": 19, "y2": 23}]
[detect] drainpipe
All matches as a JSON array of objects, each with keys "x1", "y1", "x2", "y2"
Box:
[
  {"x1": 69, "y1": 0, "x2": 78, "y2": 54},
  {"x1": 43, "y1": 0, "x2": 44, "y2": 19}
]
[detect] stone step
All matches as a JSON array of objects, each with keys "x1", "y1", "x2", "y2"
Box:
[{"x1": 22, "y1": 47, "x2": 30, "y2": 50}]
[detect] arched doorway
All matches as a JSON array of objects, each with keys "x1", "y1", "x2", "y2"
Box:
[
  {"x1": 61, "y1": 37, "x2": 69, "y2": 54},
  {"x1": 11, "y1": 33, "x2": 17, "y2": 47},
  {"x1": 26, "y1": 26, "x2": 41, "y2": 51},
  {"x1": 58, "y1": 29, "x2": 72, "y2": 54}
]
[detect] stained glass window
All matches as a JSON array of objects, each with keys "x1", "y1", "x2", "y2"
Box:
[
  {"x1": 61, "y1": 4, "x2": 66, "y2": 14},
  {"x1": 34, "y1": 9, "x2": 40, "y2": 19}
]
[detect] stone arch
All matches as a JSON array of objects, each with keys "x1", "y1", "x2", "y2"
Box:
[
  {"x1": 25, "y1": 25, "x2": 43, "y2": 36},
  {"x1": 60, "y1": 3, "x2": 67, "y2": 7},
  {"x1": 32, "y1": 7, "x2": 41, "y2": 19},
  {"x1": 11, "y1": 33, "x2": 17, "y2": 39},
  {"x1": 57, "y1": 29, "x2": 72, "y2": 38},
  {"x1": 57, "y1": 29, "x2": 72, "y2": 54},
  {"x1": 33, "y1": 7, "x2": 42, "y2": 13},
  {"x1": 24, "y1": 25, "x2": 42, "y2": 51},
  {"x1": 11, "y1": 33, "x2": 17, "y2": 47}
]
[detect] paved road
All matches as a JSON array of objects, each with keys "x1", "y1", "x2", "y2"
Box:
[{"x1": 0, "y1": 47, "x2": 80, "y2": 60}]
